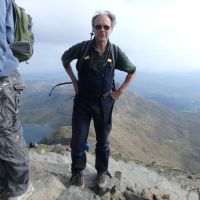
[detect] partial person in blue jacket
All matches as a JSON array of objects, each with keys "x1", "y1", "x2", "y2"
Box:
[{"x1": 0, "y1": 0, "x2": 34, "y2": 199}]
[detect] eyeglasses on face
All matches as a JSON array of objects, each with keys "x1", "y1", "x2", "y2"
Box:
[{"x1": 94, "y1": 25, "x2": 111, "y2": 30}]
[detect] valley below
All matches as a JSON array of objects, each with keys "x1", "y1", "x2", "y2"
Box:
[{"x1": 20, "y1": 79, "x2": 200, "y2": 173}]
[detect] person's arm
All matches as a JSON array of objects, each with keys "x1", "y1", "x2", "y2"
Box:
[
  {"x1": 111, "y1": 70, "x2": 136, "y2": 101},
  {"x1": 61, "y1": 42, "x2": 84, "y2": 94},
  {"x1": 62, "y1": 62, "x2": 79, "y2": 94},
  {"x1": 0, "y1": 1, "x2": 7, "y2": 70}
]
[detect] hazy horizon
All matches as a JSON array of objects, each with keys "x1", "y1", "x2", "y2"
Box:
[{"x1": 19, "y1": 66, "x2": 200, "y2": 77}]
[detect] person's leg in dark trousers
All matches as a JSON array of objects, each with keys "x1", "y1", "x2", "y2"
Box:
[
  {"x1": 93, "y1": 96, "x2": 114, "y2": 174},
  {"x1": 0, "y1": 70, "x2": 30, "y2": 197},
  {"x1": 71, "y1": 97, "x2": 92, "y2": 173},
  {"x1": 0, "y1": 159, "x2": 9, "y2": 198},
  {"x1": 0, "y1": 159, "x2": 7, "y2": 190},
  {"x1": 5, "y1": 158, "x2": 29, "y2": 196}
]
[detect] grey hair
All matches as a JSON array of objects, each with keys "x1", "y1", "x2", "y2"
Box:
[{"x1": 92, "y1": 10, "x2": 116, "y2": 28}]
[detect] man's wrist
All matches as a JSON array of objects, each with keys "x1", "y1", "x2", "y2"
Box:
[{"x1": 117, "y1": 88, "x2": 123, "y2": 96}]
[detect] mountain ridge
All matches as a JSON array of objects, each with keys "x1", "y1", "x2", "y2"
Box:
[{"x1": 23, "y1": 80, "x2": 200, "y2": 172}]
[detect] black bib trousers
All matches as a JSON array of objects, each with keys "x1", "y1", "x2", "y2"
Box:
[{"x1": 71, "y1": 58, "x2": 115, "y2": 174}]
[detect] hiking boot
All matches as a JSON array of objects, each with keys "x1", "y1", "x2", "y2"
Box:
[
  {"x1": 69, "y1": 171, "x2": 85, "y2": 189},
  {"x1": 8, "y1": 183, "x2": 34, "y2": 200},
  {"x1": 97, "y1": 173, "x2": 107, "y2": 191}
]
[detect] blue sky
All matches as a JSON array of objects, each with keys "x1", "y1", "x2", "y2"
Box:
[{"x1": 16, "y1": 0, "x2": 200, "y2": 74}]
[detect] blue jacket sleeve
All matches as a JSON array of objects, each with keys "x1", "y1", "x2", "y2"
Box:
[{"x1": 0, "y1": 0, "x2": 7, "y2": 70}]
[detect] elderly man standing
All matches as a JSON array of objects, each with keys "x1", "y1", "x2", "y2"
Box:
[{"x1": 62, "y1": 10, "x2": 136, "y2": 191}]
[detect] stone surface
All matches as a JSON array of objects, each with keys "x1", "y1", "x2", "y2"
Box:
[{"x1": 25, "y1": 147, "x2": 199, "y2": 200}]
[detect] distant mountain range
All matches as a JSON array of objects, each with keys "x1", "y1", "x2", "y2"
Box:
[
  {"x1": 115, "y1": 70, "x2": 200, "y2": 113},
  {"x1": 20, "y1": 79, "x2": 200, "y2": 172},
  {"x1": 22, "y1": 70, "x2": 200, "y2": 113}
]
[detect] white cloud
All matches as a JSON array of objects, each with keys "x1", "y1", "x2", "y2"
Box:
[{"x1": 16, "y1": 0, "x2": 200, "y2": 73}]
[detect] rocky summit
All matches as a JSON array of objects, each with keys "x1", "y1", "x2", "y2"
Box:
[{"x1": 23, "y1": 145, "x2": 200, "y2": 200}]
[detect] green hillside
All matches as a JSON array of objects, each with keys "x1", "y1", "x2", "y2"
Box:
[
  {"x1": 21, "y1": 80, "x2": 200, "y2": 172},
  {"x1": 21, "y1": 80, "x2": 74, "y2": 128}
]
